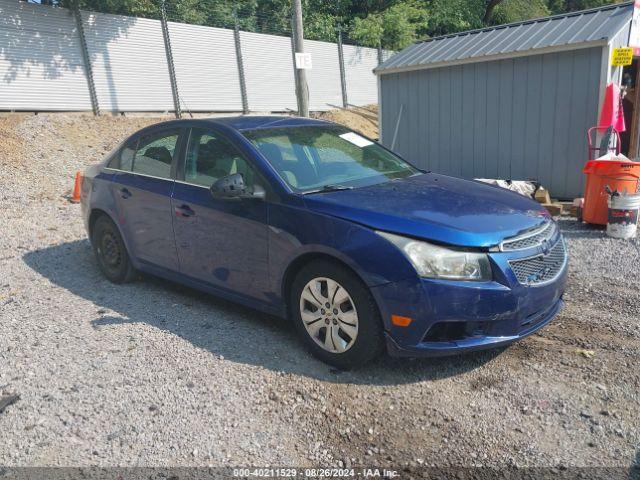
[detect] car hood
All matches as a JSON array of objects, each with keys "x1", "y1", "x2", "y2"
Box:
[{"x1": 303, "y1": 173, "x2": 549, "y2": 248}]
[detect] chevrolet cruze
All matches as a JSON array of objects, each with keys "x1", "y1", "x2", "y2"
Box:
[{"x1": 80, "y1": 116, "x2": 567, "y2": 368}]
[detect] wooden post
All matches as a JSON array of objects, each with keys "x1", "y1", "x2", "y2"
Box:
[
  {"x1": 291, "y1": 0, "x2": 309, "y2": 117},
  {"x1": 628, "y1": 60, "x2": 640, "y2": 160}
]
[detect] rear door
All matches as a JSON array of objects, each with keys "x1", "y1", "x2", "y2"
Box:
[
  {"x1": 110, "y1": 128, "x2": 182, "y2": 271},
  {"x1": 171, "y1": 127, "x2": 269, "y2": 301}
]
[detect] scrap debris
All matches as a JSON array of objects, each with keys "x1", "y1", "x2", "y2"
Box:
[
  {"x1": 535, "y1": 186, "x2": 552, "y2": 204},
  {"x1": 0, "y1": 394, "x2": 20, "y2": 414},
  {"x1": 475, "y1": 179, "x2": 567, "y2": 217},
  {"x1": 475, "y1": 178, "x2": 537, "y2": 197},
  {"x1": 575, "y1": 348, "x2": 596, "y2": 358}
]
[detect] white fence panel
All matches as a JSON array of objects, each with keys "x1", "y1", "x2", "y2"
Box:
[
  {"x1": 0, "y1": 1, "x2": 92, "y2": 111},
  {"x1": 343, "y1": 45, "x2": 380, "y2": 106},
  {"x1": 0, "y1": 2, "x2": 385, "y2": 113},
  {"x1": 305, "y1": 39, "x2": 343, "y2": 111},
  {"x1": 169, "y1": 22, "x2": 243, "y2": 112},
  {"x1": 240, "y1": 31, "x2": 297, "y2": 112},
  {"x1": 82, "y1": 11, "x2": 174, "y2": 112}
]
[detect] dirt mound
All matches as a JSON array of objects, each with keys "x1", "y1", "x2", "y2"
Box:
[
  {"x1": 314, "y1": 105, "x2": 379, "y2": 139},
  {"x1": 0, "y1": 115, "x2": 27, "y2": 164},
  {"x1": 0, "y1": 113, "x2": 170, "y2": 203}
]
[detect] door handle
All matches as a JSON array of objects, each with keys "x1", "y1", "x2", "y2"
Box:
[
  {"x1": 174, "y1": 204, "x2": 195, "y2": 218},
  {"x1": 120, "y1": 187, "x2": 132, "y2": 199}
]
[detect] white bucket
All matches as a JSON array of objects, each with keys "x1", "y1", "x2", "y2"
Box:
[{"x1": 607, "y1": 192, "x2": 640, "y2": 239}]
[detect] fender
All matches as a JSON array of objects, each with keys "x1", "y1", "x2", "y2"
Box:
[
  {"x1": 267, "y1": 202, "x2": 418, "y2": 310},
  {"x1": 86, "y1": 172, "x2": 141, "y2": 270}
]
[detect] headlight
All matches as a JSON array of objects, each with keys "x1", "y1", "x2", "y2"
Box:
[{"x1": 377, "y1": 231, "x2": 492, "y2": 281}]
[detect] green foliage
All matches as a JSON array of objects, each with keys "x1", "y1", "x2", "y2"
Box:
[
  {"x1": 350, "y1": 1, "x2": 428, "y2": 49},
  {"x1": 491, "y1": 0, "x2": 550, "y2": 25},
  {"x1": 547, "y1": 0, "x2": 617, "y2": 15},
  {"x1": 60, "y1": 0, "x2": 160, "y2": 17},
  {"x1": 55, "y1": 0, "x2": 630, "y2": 49},
  {"x1": 425, "y1": 0, "x2": 485, "y2": 37},
  {"x1": 351, "y1": 14, "x2": 385, "y2": 46}
]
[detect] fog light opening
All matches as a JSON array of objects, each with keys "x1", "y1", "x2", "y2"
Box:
[{"x1": 422, "y1": 321, "x2": 468, "y2": 342}]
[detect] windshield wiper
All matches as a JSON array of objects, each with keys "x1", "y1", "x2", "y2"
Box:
[{"x1": 302, "y1": 184, "x2": 354, "y2": 195}]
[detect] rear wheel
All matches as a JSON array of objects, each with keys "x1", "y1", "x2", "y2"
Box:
[
  {"x1": 290, "y1": 260, "x2": 384, "y2": 369},
  {"x1": 91, "y1": 215, "x2": 137, "y2": 283}
]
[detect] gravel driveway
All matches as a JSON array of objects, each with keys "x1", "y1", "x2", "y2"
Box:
[{"x1": 0, "y1": 114, "x2": 639, "y2": 470}]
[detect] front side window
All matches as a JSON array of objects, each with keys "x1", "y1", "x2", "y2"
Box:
[
  {"x1": 242, "y1": 125, "x2": 418, "y2": 192},
  {"x1": 184, "y1": 128, "x2": 255, "y2": 188},
  {"x1": 132, "y1": 130, "x2": 180, "y2": 179}
]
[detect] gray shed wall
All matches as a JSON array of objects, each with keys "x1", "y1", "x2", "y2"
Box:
[{"x1": 380, "y1": 46, "x2": 604, "y2": 199}]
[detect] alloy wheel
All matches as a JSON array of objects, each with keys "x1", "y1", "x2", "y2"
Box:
[{"x1": 299, "y1": 277, "x2": 358, "y2": 353}]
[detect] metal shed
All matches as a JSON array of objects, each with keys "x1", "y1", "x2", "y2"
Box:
[{"x1": 375, "y1": 2, "x2": 636, "y2": 199}]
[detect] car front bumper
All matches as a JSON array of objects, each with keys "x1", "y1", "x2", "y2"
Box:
[
  {"x1": 370, "y1": 244, "x2": 568, "y2": 357},
  {"x1": 383, "y1": 296, "x2": 563, "y2": 357}
]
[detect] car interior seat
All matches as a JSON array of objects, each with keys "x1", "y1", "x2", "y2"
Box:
[
  {"x1": 205, "y1": 139, "x2": 241, "y2": 180},
  {"x1": 144, "y1": 146, "x2": 173, "y2": 165},
  {"x1": 258, "y1": 142, "x2": 298, "y2": 188}
]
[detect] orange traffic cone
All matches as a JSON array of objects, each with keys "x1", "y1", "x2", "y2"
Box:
[{"x1": 70, "y1": 171, "x2": 83, "y2": 203}]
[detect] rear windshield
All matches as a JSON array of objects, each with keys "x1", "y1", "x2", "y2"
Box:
[{"x1": 242, "y1": 125, "x2": 419, "y2": 192}]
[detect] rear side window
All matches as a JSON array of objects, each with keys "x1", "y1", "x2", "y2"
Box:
[
  {"x1": 132, "y1": 130, "x2": 180, "y2": 179},
  {"x1": 119, "y1": 142, "x2": 136, "y2": 170},
  {"x1": 107, "y1": 140, "x2": 136, "y2": 170}
]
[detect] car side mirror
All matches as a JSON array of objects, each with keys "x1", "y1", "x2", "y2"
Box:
[
  {"x1": 210, "y1": 173, "x2": 266, "y2": 201},
  {"x1": 211, "y1": 173, "x2": 246, "y2": 199}
]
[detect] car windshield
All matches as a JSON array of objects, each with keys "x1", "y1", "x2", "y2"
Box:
[{"x1": 242, "y1": 125, "x2": 419, "y2": 193}]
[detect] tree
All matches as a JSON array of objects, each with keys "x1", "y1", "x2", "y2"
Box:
[
  {"x1": 491, "y1": 0, "x2": 550, "y2": 24},
  {"x1": 350, "y1": 1, "x2": 428, "y2": 49},
  {"x1": 483, "y1": 0, "x2": 505, "y2": 23},
  {"x1": 547, "y1": 0, "x2": 617, "y2": 14},
  {"x1": 51, "y1": 0, "x2": 627, "y2": 50},
  {"x1": 59, "y1": 0, "x2": 160, "y2": 18},
  {"x1": 425, "y1": 0, "x2": 485, "y2": 36}
]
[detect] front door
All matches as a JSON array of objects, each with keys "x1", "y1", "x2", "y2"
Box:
[
  {"x1": 111, "y1": 128, "x2": 181, "y2": 271},
  {"x1": 171, "y1": 127, "x2": 269, "y2": 302}
]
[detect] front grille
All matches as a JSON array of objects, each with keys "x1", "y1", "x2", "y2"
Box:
[
  {"x1": 509, "y1": 239, "x2": 566, "y2": 286},
  {"x1": 501, "y1": 221, "x2": 556, "y2": 251}
]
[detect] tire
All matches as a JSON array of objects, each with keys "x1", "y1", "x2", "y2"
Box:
[
  {"x1": 91, "y1": 215, "x2": 137, "y2": 284},
  {"x1": 290, "y1": 259, "x2": 385, "y2": 369}
]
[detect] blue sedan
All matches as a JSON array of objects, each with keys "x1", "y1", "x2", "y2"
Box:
[{"x1": 80, "y1": 116, "x2": 567, "y2": 368}]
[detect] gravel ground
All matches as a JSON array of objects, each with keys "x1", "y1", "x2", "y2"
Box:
[{"x1": 0, "y1": 114, "x2": 639, "y2": 470}]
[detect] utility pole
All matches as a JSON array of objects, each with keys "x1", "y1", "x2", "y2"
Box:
[
  {"x1": 233, "y1": 9, "x2": 249, "y2": 114},
  {"x1": 337, "y1": 26, "x2": 348, "y2": 108},
  {"x1": 291, "y1": 0, "x2": 309, "y2": 117}
]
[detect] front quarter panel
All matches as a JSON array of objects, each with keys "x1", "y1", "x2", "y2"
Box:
[{"x1": 267, "y1": 201, "x2": 419, "y2": 307}]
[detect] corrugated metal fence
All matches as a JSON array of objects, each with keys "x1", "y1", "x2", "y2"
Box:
[{"x1": 0, "y1": 1, "x2": 390, "y2": 113}]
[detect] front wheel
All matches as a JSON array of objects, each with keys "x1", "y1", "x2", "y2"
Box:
[{"x1": 290, "y1": 260, "x2": 384, "y2": 369}]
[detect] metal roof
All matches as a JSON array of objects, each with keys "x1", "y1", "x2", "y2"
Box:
[{"x1": 375, "y1": 1, "x2": 633, "y2": 74}]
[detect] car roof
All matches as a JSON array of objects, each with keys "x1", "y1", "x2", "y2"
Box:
[
  {"x1": 143, "y1": 115, "x2": 335, "y2": 133},
  {"x1": 212, "y1": 115, "x2": 333, "y2": 131}
]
